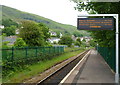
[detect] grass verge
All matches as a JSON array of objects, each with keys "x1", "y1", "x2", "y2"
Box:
[{"x1": 3, "y1": 47, "x2": 86, "y2": 83}]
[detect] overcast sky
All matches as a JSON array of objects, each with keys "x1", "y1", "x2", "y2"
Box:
[{"x1": 1, "y1": 0, "x2": 88, "y2": 26}]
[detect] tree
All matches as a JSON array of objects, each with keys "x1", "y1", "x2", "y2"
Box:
[
  {"x1": 2, "y1": 41, "x2": 10, "y2": 48},
  {"x1": 71, "y1": 1, "x2": 120, "y2": 47},
  {"x1": 75, "y1": 41, "x2": 80, "y2": 47},
  {"x1": 2, "y1": 25, "x2": 16, "y2": 36},
  {"x1": 56, "y1": 32, "x2": 60, "y2": 38},
  {"x1": 73, "y1": 31, "x2": 83, "y2": 37},
  {"x1": 75, "y1": 38, "x2": 82, "y2": 47},
  {"x1": 19, "y1": 20, "x2": 45, "y2": 46},
  {"x1": 59, "y1": 36, "x2": 73, "y2": 47},
  {"x1": 89, "y1": 39, "x2": 96, "y2": 47},
  {"x1": 14, "y1": 38, "x2": 27, "y2": 47},
  {"x1": 38, "y1": 23, "x2": 50, "y2": 41},
  {"x1": 76, "y1": 38, "x2": 81, "y2": 43},
  {"x1": 81, "y1": 38, "x2": 87, "y2": 47}
]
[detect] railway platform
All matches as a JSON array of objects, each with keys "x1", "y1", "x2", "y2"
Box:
[{"x1": 60, "y1": 49, "x2": 115, "y2": 84}]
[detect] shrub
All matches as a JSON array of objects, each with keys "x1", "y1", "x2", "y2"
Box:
[
  {"x1": 59, "y1": 36, "x2": 73, "y2": 47},
  {"x1": 14, "y1": 38, "x2": 27, "y2": 47}
]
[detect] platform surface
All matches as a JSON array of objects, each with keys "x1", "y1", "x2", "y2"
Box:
[{"x1": 62, "y1": 49, "x2": 115, "y2": 84}]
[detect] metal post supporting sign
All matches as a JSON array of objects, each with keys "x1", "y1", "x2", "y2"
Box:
[{"x1": 77, "y1": 14, "x2": 119, "y2": 84}]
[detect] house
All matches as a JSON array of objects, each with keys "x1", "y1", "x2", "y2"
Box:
[
  {"x1": 79, "y1": 37, "x2": 83, "y2": 41},
  {"x1": 0, "y1": 25, "x2": 4, "y2": 29},
  {"x1": 71, "y1": 35, "x2": 77, "y2": 41},
  {"x1": 59, "y1": 33, "x2": 62, "y2": 38},
  {"x1": 48, "y1": 37, "x2": 60, "y2": 44},
  {"x1": 84, "y1": 36, "x2": 92, "y2": 42},
  {"x1": 49, "y1": 31, "x2": 57, "y2": 36},
  {"x1": 80, "y1": 36, "x2": 92, "y2": 42},
  {"x1": 16, "y1": 29, "x2": 19, "y2": 34}
]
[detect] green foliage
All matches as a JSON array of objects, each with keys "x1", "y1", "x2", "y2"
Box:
[
  {"x1": 75, "y1": 38, "x2": 81, "y2": 47},
  {"x1": 59, "y1": 36, "x2": 73, "y2": 47},
  {"x1": 2, "y1": 33, "x2": 6, "y2": 37},
  {"x1": 38, "y1": 23, "x2": 50, "y2": 40},
  {"x1": 82, "y1": 39, "x2": 86, "y2": 42},
  {"x1": 2, "y1": 41, "x2": 9, "y2": 48},
  {"x1": 73, "y1": 31, "x2": 83, "y2": 37},
  {"x1": 2, "y1": 46, "x2": 64, "y2": 79},
  {"x1": 80, "y1": 39, "x2": 87, "y2": 47},
  {"x1": 0, "y1": 36, "x2": 2, "y2": 49},
  {"x1": 2, "y1": 25, "x2": 16, "y2": 36},
  {"x1": 14, "y1": 38, "x2": 27, "y2": 47},
  {"x1": 76, "y1": 38, "x2": 81, "y2": 43},
  {"x1": 2, "y1": 47, "x2": 84, "y2": 83},
  {"x1": 44, "y1": 41, "x2": 52, "y2": 46},
  {"x1": 74, "y1": 41, "x2": 81, "y2": 47},
  {"x1": 19, "y1": 20, "x2": 45, "y2": 46},
  {"x1": 53, "y1": 41, "x2": 57, "y2": 44},
  {"x1": 2, "y1": 5, "x2": 90, "y2": 37},
  {"x1": 0, "y1": 34, "x2": 6, "y2": 48},
  {"x1": 56, "y1": 32, "x2": 60, "y2": 38},
  {"x1": 1, "y1": 33, "x2": 6, "y2": 40},
  {"x1": 89, "y1": 39, "x2": 96, "y2": 47},
  {"x1": 71, "y1": 1, "x2": 120, "y2": 47},
  {"x1": 81, "y1": 42, "x2": 86, "y2": 47},
  {"x1": 2, "y1": 19, "x2": 18, "y2": 27}
]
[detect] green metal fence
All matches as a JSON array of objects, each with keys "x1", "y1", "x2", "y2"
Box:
[
  {"x1": 96, "y1": 47, "x2": 116, "y2": 72},
  {"x1": 2, "y1": 46, "x2": 64, "y2": 76},
  {"x1": 2, "y1": 46, "x2": 64, "y2": 66}
]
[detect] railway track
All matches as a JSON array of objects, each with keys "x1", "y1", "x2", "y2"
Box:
[{"x1": 37, "y1": 49, "x2": 91, "y2": 85}]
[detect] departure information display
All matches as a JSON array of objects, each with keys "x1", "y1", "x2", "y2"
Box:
[{"x1": 77, "y1": 18, "x2": 114, "y2": 30}]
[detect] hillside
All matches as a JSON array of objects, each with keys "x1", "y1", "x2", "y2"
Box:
[{"x1": 1, "y1": 5, "x2": 90, "y2": 36}]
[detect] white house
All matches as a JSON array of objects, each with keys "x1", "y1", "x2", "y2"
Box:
[
  {"x1": 80, "y1": 36, "x2": 92, "y2": 42},
  {"x1": 16, "y1": 29, "x2": 19, "y2": 34},
  {"x1": 80, "y1": 37, "x2": 84, "y2": 41},
  {"x1": 60, "y1": 33, "x2": 63, "y2": 38},
  {"x1": 71, "y1": 35, "x2": 77, "y2": 41},
  {"x1": 0, "y1": 25, "x2": 4, "y2": 29},
  {"x1": 48, "y1": 38, "x2": 60, "y2": 43},
  {"x1": 49, "y1": 31, "x2": 57, "y2": 36}
]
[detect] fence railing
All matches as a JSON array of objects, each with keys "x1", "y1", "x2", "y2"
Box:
[
  {"x1": 96, "y1": 47, "x2": 116, "y2": 72},
  {"x1": 2, "y1": 46, "x2": 64, "y2": 65}
]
